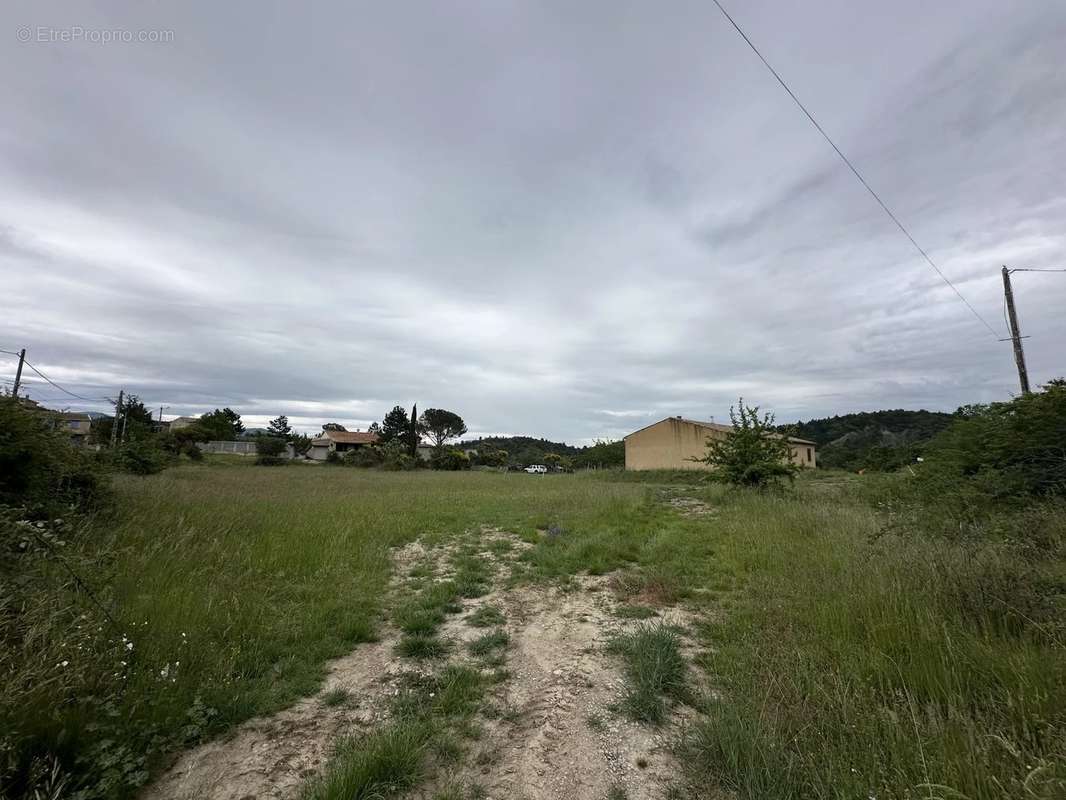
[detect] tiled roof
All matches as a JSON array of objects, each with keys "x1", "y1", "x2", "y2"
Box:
[{"x1": 312, "y1": 430, "x2": 380, "y2": 445}]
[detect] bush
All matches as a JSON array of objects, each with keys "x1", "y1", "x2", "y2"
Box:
[
  {"x1": 918, "y1": 379, "x2": 1066, "y2": 503},
  {"x1": 875, "y1": 379, "x2": 1066, "y2": 540},
  {"x1": 343, "y1": 447, "x2": 381, "y2": 468},
  {"x1": 431, "y1": 448, "x2": 470, "y2": 471},
  {"x1": 693, "y1": 399, "x2": 799, "y2": 489},
  {"x1": 380, "y1": 440, "x2": 416, "y2": 471},
  {"x1": 255, "y1": 437, "x2": 286, "y2": 457},
  {"x1": 111, "y1": 440, "x2": 170, "y2": 476},
  {"x1": 325, "y1": 451, "x2": 342, "y2": 465},
  {"x1": 254, "y1": 437, "x2": 288, "y2": 466},
  {"x1": 0, "y1": 401, "x2": 110, "y2": 515}
]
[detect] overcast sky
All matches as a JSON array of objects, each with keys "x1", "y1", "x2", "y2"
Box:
[{"x1": 3, "y1": 1, "x2": 1065, "y2": 442}]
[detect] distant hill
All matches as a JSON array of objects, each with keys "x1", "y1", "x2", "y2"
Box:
[{"x1": 787, "y1": 410, "x2": 954, "y2": 471}]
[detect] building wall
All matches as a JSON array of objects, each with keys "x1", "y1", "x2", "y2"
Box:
[
  {"x1": 624, "y1": 418, "x2": 728, "y2": 471},
  {"x1": 624, "y1": 418, "x2": 816, "y2": 470}
]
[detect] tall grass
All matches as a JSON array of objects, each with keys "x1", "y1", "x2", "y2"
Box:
[
  {"x1": 671, "y1": 486, "x2": 1066, "y2": 800},
  {"x1": 2, "y1": 462, "x2": 650, "y2": 798}
]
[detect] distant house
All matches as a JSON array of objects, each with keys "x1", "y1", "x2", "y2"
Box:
[
  {"x1": 623, "y1": 416, "x2": 817, "y2": 471},
  {"x1": 56, "y1": 412, "x2": 93, "y2": 447},
  {"x1": 169, "y1": 416, "x2": 200, "y2": 431},
  {"x1": 308, "y1": 430, "x2": 380, "y2": 461}
]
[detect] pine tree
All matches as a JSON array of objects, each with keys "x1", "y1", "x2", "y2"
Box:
[{"x1": 380, "y1": 406, "x2": 410, "y2": 443}]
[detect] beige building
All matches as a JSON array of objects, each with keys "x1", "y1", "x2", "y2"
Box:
[
  {"x1": 308, "y1": 429, "x2": 380, "y2": 461},
  {"x1": 624, "y1": 416, "x2": 816, "y2": 471}
]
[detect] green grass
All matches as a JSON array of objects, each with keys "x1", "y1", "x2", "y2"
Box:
[
  {"x1": 396, "y1": 633, "x2": 451, "y2": 660},
  {"x1": 613, "y1": 604, "x2": 657, "y2": 620},
  {"x1": 300, "y1": 720, "x2": 432, "y2": 800},
  {"x1": 3, "y1": 464, "x2": 652, "y2": 798},
  {"x1": 7, "y1": 463, "x2": 1065, "y2": 800},
  {"x1": 467, "y1": 630, "x2": 509, "y2": 657},
  {"x1": 606, "y1": 623, "x2": 689, "y2": 724},
  {"x1": 668, "y1": 484, "x2": 1066, "y2": 800},
  {"x1": 320, "y1": 688, "x2": 350, "y2": 708},
  {"x1": 465, "y1": 605, "x2": 505, "y2": 628}
]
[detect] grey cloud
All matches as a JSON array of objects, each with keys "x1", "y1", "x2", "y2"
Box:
[{"x1": 4, "y1": 0, "x2": 1065, "y2": 441}]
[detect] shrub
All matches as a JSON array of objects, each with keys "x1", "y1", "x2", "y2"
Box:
[
  {"x1": 0, "y1": 401, "x2": 109, "y2": 515},
  {"x1": 255, "y1": 437, "x2": 288, "y2": 466},
  {"x1": 917, "y1": 379, "x2": 1066, "y2": 504},
  {"x1": 325, "y1": 451, "x2": 342, "y2": 465},
  {"x1": 693, "y1": 399, "x2": 799, "y2": 489},
  {"x1": 381, "y1": 440, "x2": 415, "y2": 471},
  {"x1": 111, "y1": 440, "x2": 170, "y2": 476},
  {"x1": 431, "y1": 449, "x2": 470, "y2": 471},
  {"x1": 344, "y1": 447, "x2": 381, "y2": 468},
  {"x1": 255, "y1": 437, "x2": 286, "y2": 457}
]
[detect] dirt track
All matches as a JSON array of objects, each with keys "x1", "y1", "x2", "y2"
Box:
[{"x1": 143, "y1": 528, "x2": 701, "y2": 800}]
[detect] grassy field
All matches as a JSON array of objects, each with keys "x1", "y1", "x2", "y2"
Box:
[{"x1": 5, "y1": 459, "x2": 1064, "y2": 799}]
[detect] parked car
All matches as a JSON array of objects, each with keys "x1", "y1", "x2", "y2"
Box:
[{"x1": 524, "y1": 464, "x2": 547, "y2": 474}]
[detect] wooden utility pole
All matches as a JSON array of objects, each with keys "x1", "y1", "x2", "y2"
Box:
[
  {"x1": 110, "y1": 389, "x2": 124, "y2": 448},
  {"x1": 1002, "y1": 266, "x2": 1030, "y2": 395},
  {"x1": 11, "y1": 349, "x2": 25, "y2": 397}
]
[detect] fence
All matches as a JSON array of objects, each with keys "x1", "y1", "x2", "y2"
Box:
[{"x1": 202, "y1": 440, "x2": 258, "y2": 456}]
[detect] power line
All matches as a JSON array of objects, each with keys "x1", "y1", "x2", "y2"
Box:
[
  {"x1": 1009, "y1": 268, "x2": 1066, "y2": 273},
  {"x1": 21, "y1": 361, "x2": 102, "y2": 402},
  {"x1": 709, "y1": 0, "x2": 1003, "y2": 339}
]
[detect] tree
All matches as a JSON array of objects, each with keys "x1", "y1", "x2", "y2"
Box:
[
  {"x1": 693, "y1": 398, "x2": 799, "y2": 489},
  {"x1": 92, "y1": 394, "x2": 156, "y2": 444},
  {"x1": 407, "y1": 404, "x2": 420, "y2": 457},
  {"x1": 267, "y1": 415, "x2": 294, "y2": 439},
  {"x1": 572, "y1": 439, "x2": 624, "y2": 470},
  {"x1": 380, "y1": 406, "x2": 411, "y2": 443},
  {"x1": 322, "y1": 423, "x2": 347, "y2": 432},
  {"x1": 291, "y1": 433, "x2": 313, "y2": 457},
  {"x1": 199, "y1": 408, "x2": 244, "y2": 440},
  {"x1": 419, "y1": 408, "x2": 467, "y2": 452}
]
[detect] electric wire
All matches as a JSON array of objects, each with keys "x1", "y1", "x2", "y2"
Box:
[{"x1": 709, "y1": 0, "x2": 1004, "y2": 339}]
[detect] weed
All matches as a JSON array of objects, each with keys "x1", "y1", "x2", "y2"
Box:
[
  {"x1": 606, "y1": 784, "x2": 629, "y2": 800},
  {"x1": 320, "y1": 688, "x2": 350, "y2": 708},
  {"x1": 614, "y1": 604, "x2": 657, "y2": 620},
  {"x1": 395, "y1": 634, "x2": 451, "y2": 660},
  {"x1": 465, "y1": 605, "x2": 506, "y2": 628},
  {"x1": 300, "y1": 720, "x2": 432, "y2": 800},
  {"x1": 586, "y1": 712, "x2": 605, "y2": 731},
  {"x1": 468, "y1": 630, "x2": 509, "y2": 657},
  {"x1": 607, "y1": 623, "x2": 688, "y2": 725}
]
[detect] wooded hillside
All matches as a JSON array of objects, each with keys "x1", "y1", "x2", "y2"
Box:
[{"x1": 788, "y1": 409, "x2": 954, "y2": 471}]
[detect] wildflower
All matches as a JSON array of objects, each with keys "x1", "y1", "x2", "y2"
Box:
[
  {"x1": 126, "y1": 642, "x2": 134, "y2": 651},
  {"x1": 57, "y1": 660, "x2": 69, "y2": 668}
]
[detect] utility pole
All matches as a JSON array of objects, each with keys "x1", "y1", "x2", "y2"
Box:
[
  {"x1": 110, "y1": 389, "x2": 124, "y2": 448},
  {"x1": 1001, "y1": 266, "x2": 1030, "y2": 395},
  {"x1": 11, "y1": 349, "x2": 25, "y2": 397}
]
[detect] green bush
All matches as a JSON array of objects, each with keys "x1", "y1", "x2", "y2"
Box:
[
  {"x1": 112, "y1": 440, "x2": 170, "y2": 475},
  {"x1": 325, "y1": 451, "x2": 342, "y2": 465},
  {"x1": 0, "y1": 401, "x2": 109, "y2": 515},
  {"x1": 255, "y1": 437, "x2": 288, "y2": 466},
  {"x1": 431, "y1": 449, "x2": 470, "y2": 471},
  {"x1": 918, "y1": 379, "x2": 1066, "y2": 503},
  {"x1": 343, "y1": 447, "x2": 381, "y2": 468},
  {"x1": 874, "y1": 380, "x2": 1066, "y2": 540},
  {"x1": 693, "y1": 399, "x2": 799, "y2": 489}
]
